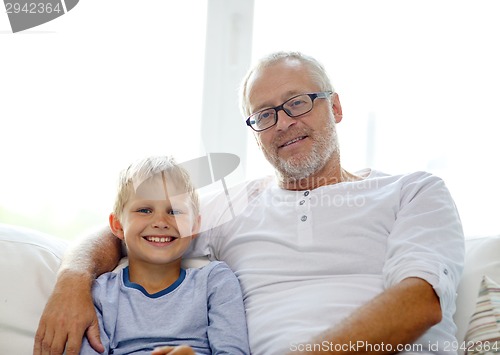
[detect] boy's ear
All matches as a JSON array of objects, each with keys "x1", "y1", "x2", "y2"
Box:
[
  {"x1": 109, "y1": 213, "x2": 125, "y2": 240},
  {"x1": 191, "y1": 215, "x2": 202, "y2": 240}
]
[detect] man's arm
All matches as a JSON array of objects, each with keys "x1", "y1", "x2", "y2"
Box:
[
  {"x1": 33, "y1": 226, "x2": 122, "y2": 355},
  {"x1": 151, "y1": 345, "x2": 196, "y2": 355},
  {"x1": 289, "y1": 277, "x2": 441, "y2": 355}
]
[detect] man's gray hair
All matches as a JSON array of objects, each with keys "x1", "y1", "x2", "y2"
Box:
[{"x1": 239, "y1": 51, "x2": 335, "y2": 117}]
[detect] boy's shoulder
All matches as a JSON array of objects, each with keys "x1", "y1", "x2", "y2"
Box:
[
  {"x1": 186, "y1": 260, "x2": 237, "y2": 283},
  {"x1": 185, "y1": 261, "x2": 242, "y2": 299},
  {"x1": 95, "y1": 269, "x2": 122, "y2": 283},
  {"x1": 90, "y1": 270, "x2": 124, "y2": 301},
  {"x1": 93, "y1": 269, "x2": 124, "y2": 289},
  {"x1": 187, "y1": 260, "x2": 229, "y2": 274}
]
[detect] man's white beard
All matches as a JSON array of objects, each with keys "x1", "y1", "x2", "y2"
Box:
[{"x1": 266, "y1": 118, "x2": 339, "y2": 181}]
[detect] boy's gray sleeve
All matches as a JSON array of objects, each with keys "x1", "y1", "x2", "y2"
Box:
[{"x1": 206, "y1": 262, "x2": 250, "y2": 355}]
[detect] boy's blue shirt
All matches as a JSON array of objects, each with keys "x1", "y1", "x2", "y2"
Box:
[{"x1": 79, "y1": 261, "x2": 250, "y2": 355}]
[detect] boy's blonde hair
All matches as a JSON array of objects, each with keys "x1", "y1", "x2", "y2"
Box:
[{"x1": 112, "y1": 156, "x2": 200, "y2": 220}]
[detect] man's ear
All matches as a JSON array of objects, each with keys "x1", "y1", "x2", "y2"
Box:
[
  {"x1": 332, "y1": 92, "x2": 343, "y2": 123},
  {"x1": 191, "y1": 215, "x2": 202, "y2": 240},
  {"x1": 109, "y1": 213, "x2": 125, "y2": 240}
]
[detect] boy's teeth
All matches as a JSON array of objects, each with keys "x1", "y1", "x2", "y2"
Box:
[{"x1": 147, "y1": 236, "x2": 172, "y2": 243}]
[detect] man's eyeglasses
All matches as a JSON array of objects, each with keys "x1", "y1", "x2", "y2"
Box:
[{"x1": 245, "y1": 91, "x2": 333, "y2": 132}]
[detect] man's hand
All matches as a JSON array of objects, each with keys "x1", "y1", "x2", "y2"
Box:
[
  {"x1": 151, "y1": 345, "x2": 196, "y2": 355},
  {"x1": 33, "y1": 271, "x2": 104, "y2": 355}
]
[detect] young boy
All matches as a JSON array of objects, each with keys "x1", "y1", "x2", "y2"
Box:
[{"x1": 80, "y1": 156, "x2": 250, "y2": 355}]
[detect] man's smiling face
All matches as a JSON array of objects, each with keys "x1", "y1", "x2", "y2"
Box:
[{"x1": 246, "y1": 58, "x2": 341, "y2": 181}]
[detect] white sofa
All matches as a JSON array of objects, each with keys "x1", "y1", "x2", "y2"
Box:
[{"x1": 1, "y1": 223, "x2": 499, "y2": 354}]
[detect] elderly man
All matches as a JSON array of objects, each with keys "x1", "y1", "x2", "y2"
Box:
[{"x1": 35, "y1": 52, "x2": 464, "y2": 355}]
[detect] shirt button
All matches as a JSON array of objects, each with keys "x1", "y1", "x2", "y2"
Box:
[
  {"x1": 301, "y1": 215, "x2": 307, "y2": 222},
  {"x1": 304, "y1": 191, "x2": 310, "y2": 196},
  {"x1": 299, "y1": 200, "x2": 305, "y2": 205},
  {"x1": 443, "y1": 268, "x2": 448, "y2": 275}
]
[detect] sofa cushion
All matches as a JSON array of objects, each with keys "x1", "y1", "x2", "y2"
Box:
[
  {"x1": 463, "y1": 275, "x2": 500, "y2": 354},
  {"x1": 0, "y1": 223, "x2": 67, "y2": 354},
  {"x1": 454, "y1": 235, "x2": 500, "y2": 354}
]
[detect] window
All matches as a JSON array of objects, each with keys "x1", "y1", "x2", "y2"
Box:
[{"x1": 0, "y1": 1, "x2": 208, "y2": 239}]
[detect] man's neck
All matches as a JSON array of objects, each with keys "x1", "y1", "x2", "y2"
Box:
[{"x1": 278, "y1": 165, "x2": 363, "y2": 191}]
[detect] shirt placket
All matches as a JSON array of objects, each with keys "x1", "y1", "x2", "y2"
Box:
[{"x1": 297, "y1": 190, "x2": 313, "y2": 245}]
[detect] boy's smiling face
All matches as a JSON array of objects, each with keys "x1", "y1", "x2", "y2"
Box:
[{"x1": 110, "y1": 173, "x2": 200, "y2": 267}]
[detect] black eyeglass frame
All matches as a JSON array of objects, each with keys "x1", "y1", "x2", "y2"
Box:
[{"x1": 245, "y1": 91, "x2": 333, "y2": 132}]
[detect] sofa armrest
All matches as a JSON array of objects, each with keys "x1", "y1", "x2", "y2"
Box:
[{"x1": 0, "y1": 223, "x2": 67, "y2": 354}]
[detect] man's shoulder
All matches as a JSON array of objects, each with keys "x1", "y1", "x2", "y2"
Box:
[
  {"x1": 200, "y1": 175, "x2": 274, "y2": 202},
  {"x1": 364, "y1": 169, "x2": 441, "y2": 184},
  {"x1": 198, "y1": 176, "x2": 274, "y2": 232},
  {"x1": 350, "y1": 169, "x2": 449, "y2": 199}
]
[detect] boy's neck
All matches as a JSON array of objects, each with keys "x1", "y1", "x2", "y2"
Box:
[{"x1": 127, "y1": 259, "x2": 183, "y2": 294}]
